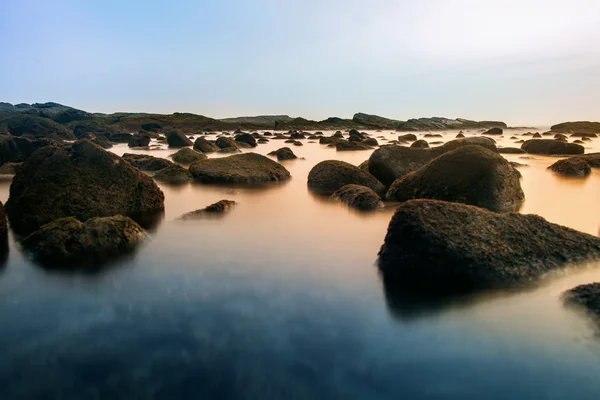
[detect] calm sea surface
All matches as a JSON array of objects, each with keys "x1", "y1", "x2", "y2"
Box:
[{"x1": 1, "y1": 129, "x2": 600, "y2": 399}]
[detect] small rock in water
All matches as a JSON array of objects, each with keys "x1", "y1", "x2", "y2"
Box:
[
  {"x1": 548, "y1": 158, "x2": 591, "y2": 177},
  {"x1": 178, "y1": 200, "x2": 237, "y2": 220},
  {"x1": 330, "y1": 184, "x2": 384, "y2": 211},
  {"x1": 268, "y1": 147, "x2": 297, "y2": 161},
  {"x1": 169, "y1": 148, "x2": 207, "y2": 164},
  {"x1": 153, "y1": 164, "x2": 193, "y2": 184},
  {"x1": 308, "y1": 160, "x2": 385, "y2": 196},
  {"x1": 563, "y1": 283, "x2": 600, "y2": 320}
]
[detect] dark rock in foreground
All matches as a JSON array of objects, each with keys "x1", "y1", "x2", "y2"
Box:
[
  {"x1": 189, "y1": 153, "x2": 291, "y2": 184},
  {"x1": 178, "y1": 200, "x2": 237, "y2": 220},
  {"x1": 521, "y1": 139, "x2": 584, "y2": 155},
  {"x1": 331, "y1": 184, "x2": 384, "y2": 211},
  {"x1": 21, "y1": 216, "x2": 147, "y2": 267},
  {"x1": 308, "y1": 160, "x2": 385, "y2": 195},
  {"x1": 386, "y1": 146, "x2": 524, "y2": 212},
  {"x1": 563, "y1": 283, "x2": 600, "y2": 319},
  {"x1": 378, "y1": 199, "x2": 600, "y2": 294},
  {"x1": 268, "y1": 147, "x2": 297, "y2": 161},
  {"x1": 170, "y1": 148, "x2": 207, "y2": 164},
  {"x1": 166, "y1": 131, "x2": 193, "y2": 148},
  {"x1": 548, "y1": 158, "x2": 591, "y2": 177},
  {"x1": 122, "y1": 153, "x2": 174, "y2": 171},
  {"x1": 6, "y1": 141, "x2": 165, "y2": 235}
]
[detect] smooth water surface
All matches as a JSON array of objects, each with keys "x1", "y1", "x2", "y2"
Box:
[{"x1": 1, "y1": 129, "x2": 600, "y2": 399}]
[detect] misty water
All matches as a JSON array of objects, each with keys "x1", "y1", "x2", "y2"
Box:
[{"x1": 1, "y1": 129, "x2": 600, "y2": 399}]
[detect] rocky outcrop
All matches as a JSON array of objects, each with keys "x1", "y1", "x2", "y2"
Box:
[
  {"x1": 153, "y1": 164, "x2": 193, "y2": 184},
  {"x1": 122, "y1": 153, "x2": 174, "y2": 171},
  {"x1": 548, "y1": 158, "x2": 591, "y2": 177},
  {"x1": 170, "y1": 148, "x2": 207, "y2": 164},
  {"x1": 331, "y1": 184, "x2": 384, "y2": 211},
  {"x1": 4, "y1": 115, "x2": 75, "y2": 140},
  {"x1": 563, "y1": 283, "x2": 600, "y2": 319},
  {"x1": 166, "y1": 131, "x2": 193, "y2": 147},
  {"x1": 483, "y1": 127, "x2": 503, "y2": 135},
  {"x1": 386, "y1": 146, "x2": 524, "y2": 211},
  {"x1": 189, "y1": 153, "x2": 291, "y2": 184},
  {"x1": 521, "y1": 139, "x2": 585, "y2": 155},
  {"x1": 308, "y1": 160, "x2": 385, "y2": 195},
  {"x1": 551, "y1": 121, "x2": 600, "y2": 134},
  {"x1": 193, "y1": 137, "x2": 219, "y2": 153},
  {"x1": 6, "y1": 140, "x2": 165, "y2": 235},
  {"x1": 0, "y1": 137, "x2": 62, "y2": 164},
  {"x1": 336, "y1": 140, "x2": 372, "y2": 151},
  {"x1": 268, "y1": 147, "x2": 297, "y2": 161},
  {"x1": 352, "y1": 113, "x2": 401, "y2": 129},
  {"x1": 178, "y1": 200, "x2": 237, "y2": 220},
  {"x1": 396, "y1": 117, "x2": 506, "y2": 132},
  {"x1": 397, "y1": 134, "x2": 417, "y2": 141},
  {"x1": 91, "y1": 136, "x2": 113, "y2": 149},
  {"x1": 21, "y1": 216, "x2": 147, "y2": 266},
  {"x1": 378, "y1": 199, "x2": 600, "y2": 294}
]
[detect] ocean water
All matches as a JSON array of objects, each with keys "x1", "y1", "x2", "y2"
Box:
[{"x1": 0, "y1": 129, "x2": 600, "y2": 399}]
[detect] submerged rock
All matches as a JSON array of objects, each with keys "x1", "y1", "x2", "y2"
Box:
[
  {"x1": 521, "y1": 139, "x2": 584, "y2": 155},
  {"x1": 123, "y1": 153, "x2": 174, "y2": 171},
  {"x1": 170, "y1": 148, "x2": 207, "y2": 164},
  {"x1": 331, "y1": 184, "x2": 384, "y2": 211},
  {"x1": 386, "y1": 146, "x2": 524, "y2": 212},
  {"x1": 548, "y1": 158, "x2": 591, "y2": 177},
  {"x1": 563, "y1": 283, "x2": 600, "y2": 319},
  {"x1": 268, "y1": 147, "x2": 297, "y2": 161},
  {"x1": 378, "y1": 199, "x2": 600, "y2": 294},
  {"x1": 216, "y1": 137, "x2": 240, "y2": 150},
  {"x1": 336, "y1": 141, "x2": 372, "y2": 151},
  {"x1": 91, "y1": 136, "x2": 113, "y2": 149},
  {"x1": 178, "y1": 200, "x2": 237, "y2": 220},
  {"x1": 6, "y1": 140, "x2": 165, "y2": 235},
  {"x1": 194, "y1": 137, "x2": 219, "y2": 153},
  {"x1": 166, "y1": 131, "x2": 193, "y2": 148},
  {"x1": 21, "y1": 216, "x2": 147, "y2": 266},
  {"x1": 189, "y1": 153, "x2": 291, "y2": 184},
  {"x1": 153, "y1": 164, "x2": 193, "y2": 184},
  {"x1": 308, "y1": 160, "x2": 385, "y2": 195}
]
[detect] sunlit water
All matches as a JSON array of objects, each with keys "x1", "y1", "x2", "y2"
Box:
[{"x1": 1, "y1": 129, "x2": 600, "y2": 399}]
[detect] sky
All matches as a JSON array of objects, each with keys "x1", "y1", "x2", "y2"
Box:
[{"x1": 1, "y1": 0, "x2": 600, "y2": 126}]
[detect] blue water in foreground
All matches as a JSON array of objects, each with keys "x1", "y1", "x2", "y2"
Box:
[{"x1": 1, "y1": 130, "x2": 600, "y2": 399}]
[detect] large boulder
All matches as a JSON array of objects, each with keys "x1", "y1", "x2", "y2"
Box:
[
  {"x1": 189, "y1": 153, "x2": 291, "y2": 184},
  {"x1": 6, "y1": 140, "x2": 165, "y2": 235},
  {"x1": 21, "y1": 216, "x2": 147, "y2": 266},
  {"x1": 548, "y1": 158, "x2": 591, "y2": 177},
  {"x1": 521, "y1": 139, "x2": 584, "y2": 155},
  {"x1": 169, "y1": 148, "x2": 207, "y2": 164},
  {"x1": 331, "y1": 184, "x2": 384, "y2": 211},
  {"x1": 563, "y1": 283, "x2": 600, "y2": 319},
  {"x1": 216, "y1": 137, "x2": 240, "y2": 149},
  {"x1": 234, "y1": 133, "x2": 257, "y2": 148},
  {"x1": 368, "y1": 138, "x2": 497, "y2": 186},
  {"x1": 166, "y1": 131, "x2": 193, "y2": 148},
  {"x1": 0, "y1": 137, "x2": 62, "y2": 164},
  {"x1": 91, "y1": 136, "x2": 113, "y2": 149},
  {"x1": 386, "y1": 146, "x2": 524, "y2": 212},
  {"x1": 128, "y1": 134, "x2": 151, "y2": 148},
  {"x1": 378, "y1": 199, "x2": 600, "y2": 294},
  {"x1": 122, "y1": 153, "x2": 174, "y2": 171},
  {"x1": 268, "y1": 147, "x2": 297, "y2": 161},
  {"x1": 308, "y1": 160, "x2": 385, "y2": 195},
  {"x1": 178, "y1": 200, "x2": 237, "y2": 220},
  {"x1": 194, "y1": 137, "x2": 219, "y2": 153},
  {"x1": 153, "y1": 164, "x2": 193, "y2": 184}
]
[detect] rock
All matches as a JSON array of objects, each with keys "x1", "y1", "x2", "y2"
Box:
[
  {"x1": 234, "y1": 133, "x2": 257, "y2": 148},
  {"x1": 122, "y1": 153, "x2": 174, "y2": 171},
  {"x1": 293, "y1": 141, "x2": 303, "y2": 146},
  {"x1": 554, "y1": 133, "x2": 568, "y2": 141},
  {"x1": 6, "y1": 140, "x2": 165, "y2": 235},
  {"x1": 178, "y1": 200, "x2": 237, "y2": 220},
  {"x1": 157, "y1": 136, "x2": 166, "y2": 142},
  {"x1": 483, "y1": 127, "x2": 503, "y2": 135},
  {"x1": 397, "y1": 134, "x2": 417, "y2": 141},
  {"x1": 378, "y1": 199, "x2": 600, "y2": 294},
  {"x1": 307, "y1": 160, "x2": 385, "y2": 195},
  {"x1": 563, "y1": 283, "x2": 600, "y2": 319},
  {"x1": 153, "y1": 164, "x2": 193, "y2": 184},
  {"x1": 217, "y1": 147, "x2": 241, "y2": 154},
  {"x1": 411, "y1": 140, "x2": 429, "y2": 149},
  {"x1": 189, "y1": 153, "x2": 291, "y2": 184},
  {"x1": 166, "y1": 131, "x2": 193, "y2": 148},
  {"x1": 331, "y1": 184, "x2": 384, "y2": 211},
  {"x1": 521, "y1": 139, "x2": 585, "y2": 155},
  {"x1": 333, "y1": 131, "x2": 344, "y2": 138},
  {"x1": 424, "y1": 134, "x2": 442, "y2": 138},
  {"x1": 91, "y1": 136, "x2": 113, "y2": 149},
  {"x1": 570, "y1": 132, "x2": 598, "y2": 138},
  {"x1": 532, "y1": 133, "x2": 542, "y2": 138},
  {"x1": 319, "y1": 136, "x2": 345, "y2": 145},
  {"x1": 551, "y1": 122, "x2": 600, "y2": 134},
  {"x1": 362, "y1": 138, "x2": 379, "y2": 146},
  {"x1": 0, "y1": 162, "x2": 21, "y2": 175},
  {"x1": 456, "y1": 133, "x2": 465, "y2": 138},
  {"x1": 573, "y1": 140, "x2": 585, "y2": 144},
  {"x1": 109, "y1": 133, "x2": 134, "y2": 143},
  {"x1": 21, "y1": 216, "x2": 147, "y2": 266},
  {"x1": 0, "y1": 201, "x2": 7, "y2": 255},
  {"x1": 216, "y1": 136, "x2": 240, "y2": 149},
  {"x1": 368, "y1": 137, "x2": 497, "y2": 186},
  {"x1": 290, "y1": 132, "x2": 306, "y2": 139},
  {"x1": 284, "y1": 139, "x2": 296, "y2": 144},
  {"x1": 548, "y1": 158, "x2": 591, "y2": 177},
  {"x1": 170, "y1": 148, "x2": 207, "y2": 164},
  {"x1": 193, "y1": 137, "x2": 219, "y2": 153},
  {"x1": 268, "y1": 147, "x2": 297, "y2": 161},
  {"x1": 386, "y1": 146, "x2": 524, "y2": 212},
  {"x1": 572, "y1": 153, "x2": 600, "y2": 167},
  {"x1": 128, "y1": 134, "x2": 151, "y2": 148},
  {"x1": 0, "y1": 137, "x2": 62, "y2": 164},
  {"x1": 4, "y1": 115, "x2": 75, "y2": 140},
  {"x1": 498, "y1": 147, "x2": 526, "y2": 154},
  {"x1": 336, "y1": 141, "x2": 372, "y2": 151}
]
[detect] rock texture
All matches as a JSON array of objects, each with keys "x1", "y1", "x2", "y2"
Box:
[
  {"x1": 268, "y1": 147, "x2": 297, "y2": 161},
  {"x1": 521, "y1": 139, "x2": 584, "y2": 155},
  {"x1": 153, "y1": 164, "x2": 193, "y2": 184},
  {"x1": 189, "y1": 153, "x2": 291, "y2": 184},
  {"x1": 122, "y1": 153, "x2": 174, "y2": 171},
  {"x1": 331, "y1": 184, "x2": 384, "y2": 211},
  {"x1": 6, "y1": 140, "x2": 165, "y2": 235},
  {"x1": 178, "y1": 200, "x2": 237, "y2": 220},
  {"x1": 563, "y1": 283, "x2": 600, "y2": 319},
  {"x1": 308, "y1": 160, "x2": 385, "y2": 195},
  {"x1": 170, "y1": 148, "x2": 207, "y2": 164},
  {"x1": 548, "y1": 158, "x2": 591, "y2": 177},
  {"x1": 194, "y1": 137, "x2": 219, "y2": 153},
  {"x1": 166, "y1": 131, "x2": 193, "y2": 147},
  {"x1": 378, "y1": 199, "x2": 600, "y2": 294},
  {"x1": 386, "y1": 146, "x2": 524, "y2": 212}
]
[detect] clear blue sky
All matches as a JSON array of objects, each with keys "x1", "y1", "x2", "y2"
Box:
[{"x1": 1, "y1": 0, "x2": 599, "y2": 125}]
